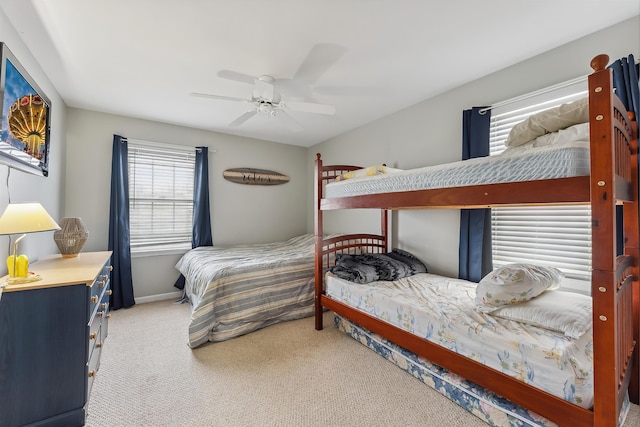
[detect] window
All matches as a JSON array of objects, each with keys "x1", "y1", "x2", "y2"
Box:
[
  {"x1": 489, "y1": 79, "x2": 591, "y2": 282},
  {"x1": 128, "y1": 139, "x2": 195, "y2": 254}
]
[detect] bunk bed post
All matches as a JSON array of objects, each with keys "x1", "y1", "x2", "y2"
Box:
[
  {"x1": 381, "y1": 209, "x2": 389, "y2": 251},
  {"x1": 588, "y1": 54, "x2": 618, "y2": 427},
  {"x1": 314, "y1": 153, "x2": 324, "y2": 330},
  {"x1": 588, "y1": 54, "x2": 637, "y2": 426}
]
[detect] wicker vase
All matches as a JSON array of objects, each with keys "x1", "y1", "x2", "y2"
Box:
[{"x1": 54, "y1": 217, "x2": 89, "y2": 257}]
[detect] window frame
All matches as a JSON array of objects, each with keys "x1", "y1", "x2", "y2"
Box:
[
  {"x1": 127, "y1": 139, "x2": 195, "y2": 257},
  {"x1": 488, "y1": 79, "x2": 592, "y2": 292}
]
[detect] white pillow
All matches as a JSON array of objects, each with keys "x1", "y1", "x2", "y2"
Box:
[
  {"x1": 490, "y1": 290, "x2": 592, "y2": 339},
  {"x1": 475, "y1": 263, "x2": 564, "y2": 313},
  {"x1": 335, "y1": 165, "x2": 401, "y2": 181},
  {"x1": 499, "y1": 122, "x2": 590, "y2": 156},
  {"x1": 531, "y1": 122, "x2": 590, "y2": 148},
  {"x1": 506, "y1": 97, "x2": 589, "y2": 148}
]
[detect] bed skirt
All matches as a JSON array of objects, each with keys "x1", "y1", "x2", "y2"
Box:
[{"x1": 333, "y1": 314, "x2": 631, "y2": 427}]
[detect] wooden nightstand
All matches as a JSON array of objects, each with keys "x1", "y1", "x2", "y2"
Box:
[{"x1": 0, "y1": 251, "x2": 112, "y2": 427}]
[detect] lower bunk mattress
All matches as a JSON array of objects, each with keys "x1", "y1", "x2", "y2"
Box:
[{"x1": 325, "y1": 272, "x2": 594, "y2": 409}]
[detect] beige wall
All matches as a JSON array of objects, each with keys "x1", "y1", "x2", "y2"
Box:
[
  {"x1": 0, "y1": 8, "x2": 66, "y2": 269},
  {"x1": 65, "y1": 108, "x2": 308, "y2": 300},
  {"x1": 308, "y1": 16, "x2": 640, "y2": 278}
]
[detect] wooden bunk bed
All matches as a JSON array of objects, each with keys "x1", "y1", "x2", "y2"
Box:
[{"x1": 314, "y1": 54, "x2": 639, "y2": 427}]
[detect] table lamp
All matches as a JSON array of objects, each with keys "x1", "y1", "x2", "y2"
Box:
[{"x1": 0, "y1": 203, "x2": 60, "y2": 283}]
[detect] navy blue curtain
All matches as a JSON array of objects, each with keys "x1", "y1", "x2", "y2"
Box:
[
  {"x1": 610, "y1": 55, "x2": 640, "y2": 256},
  {"x1": 108, "y1": 135, "x2": 135, "y2": 310},
  {"x1": 174, "y1": 146, "x2": 213, "y2": 290},
  {"x1": 192, "y1": 147, "x2": 213, "y2": 248},
  {"x1": 610, "y1": 54, "x2": 640, "y2": 121},
  {"x1": 458, "y1": 107, "x2": 492, "y2": 282}
]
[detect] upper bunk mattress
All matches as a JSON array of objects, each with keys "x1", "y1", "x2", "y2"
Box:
[
  {"x1": 325, "y1": 271, "x2": 594, "y2": 409},
  {"x1": 325, "y1": 142, "x2": 589, "y2": 199}
]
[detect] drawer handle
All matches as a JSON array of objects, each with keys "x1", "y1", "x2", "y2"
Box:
[
  {"x1": 98, "y1": 311, "x2": 104, "y2": 318},
  {"x1": 98, "y1": 281, "x2": 106, "y2": 287},
  {"x1": 107, "y1": 290, "x2": 113, "y2": 296},
  {"x1": 88, "y1": 370, "x2": 96, "y2": 378},
  {"x1": 90, "y1": 332, "x2": 97, "y2": 340},
  {"x1": 108, "y1": 265, "x2": 113, "y2": 271},
  {"x1": 91, "y1": 295, "x2": 99, "y2": 303},
  {"x1": 102, "y1": 274, "x2": 109, "y2": 281},
  {"x1": 106, "y1": 313, "x2": 112, "y2": 319},
  {"x1": 101, "y1": 302, "x2": 108, "y2": 310},
  {"x1": 96, "y1": 342, "x2": 103, "y2": 348}
]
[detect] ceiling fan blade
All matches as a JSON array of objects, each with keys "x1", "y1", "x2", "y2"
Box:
[
  {"x1": 229, "y1": 110, "x2": 257, "y2": 127},
  {"x1": 285, "y1": 101, "x2": 336, "y2": 115},
  {"x1": 190, "y1": 92, "x2": 246, "y2": 103},
  {"x1": 293, "y1": 43, "x2": 347, "y2": 85},
  {"x1": 217, "y1": 70, "x2": 256, "y2": 85}
]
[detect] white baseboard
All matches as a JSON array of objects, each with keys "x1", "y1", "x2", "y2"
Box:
[{"x1": 135, "y1": 291, "x2": 183, "y2": 304}]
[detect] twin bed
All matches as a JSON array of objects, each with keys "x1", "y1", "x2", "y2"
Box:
[
  {"x1": 175, "y1": 234, "x2": 317, "y2": 348},
  {"x1": 314, "y1": 55, "x2": 638, "y2": 427}
]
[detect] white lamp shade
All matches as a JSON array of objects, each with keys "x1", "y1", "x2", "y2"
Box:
[{"x1": 0, "y1": 203, "x2": 60, "y2": 235}]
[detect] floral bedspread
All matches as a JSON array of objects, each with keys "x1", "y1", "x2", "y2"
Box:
[{"x1": 325, "y1": 272, "x2": 594, "y2": 408}]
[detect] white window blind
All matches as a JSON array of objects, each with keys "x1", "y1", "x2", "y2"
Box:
[
  {"x1": 490, "y1": 80, "x2": 591, "y2": 281},
  {"x1": 128, "y1": 139, "x2": 195, "y2": 253}
]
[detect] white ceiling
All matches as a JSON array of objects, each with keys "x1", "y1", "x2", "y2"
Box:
[{"x1": 1, "y1": 1, "x2": 639, "y2": 147}]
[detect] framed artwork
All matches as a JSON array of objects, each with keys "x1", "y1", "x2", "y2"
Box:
[{"x1": 0, "y1": 42, "x2": 51, "y2": 176}]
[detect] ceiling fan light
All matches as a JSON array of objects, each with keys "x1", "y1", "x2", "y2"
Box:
[
  {"x1": 258, "y1": 103, "x2": 272, "y2": 114},
  {"x1": 257, "y1": 75, "x2": 275, "y2": 84}
]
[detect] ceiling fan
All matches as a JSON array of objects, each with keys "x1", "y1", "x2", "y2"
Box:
[
  {"x1": 191, "y1": 44, "x2": 346, "y2": 129},
  {"x1": 190, "y1": 74, "x2": 336, "y2": 129}
]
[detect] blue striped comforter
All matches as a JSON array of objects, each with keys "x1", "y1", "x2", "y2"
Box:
[{"x1": 175, "y1": 234, "x2": 317, "y2": 348}]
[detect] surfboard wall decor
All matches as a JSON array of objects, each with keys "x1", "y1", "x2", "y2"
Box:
[{"x1": 223, "y1": 168, "x2": 289, "y2": 185}]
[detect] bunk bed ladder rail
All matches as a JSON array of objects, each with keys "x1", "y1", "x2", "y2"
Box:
[{"x1": 588, "y1": 54, "x2": 640, "y2": 426}]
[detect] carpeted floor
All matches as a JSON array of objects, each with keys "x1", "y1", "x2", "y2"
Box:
[{"x1": 85, "y1": 300, "x2": 640, "y2": 427}]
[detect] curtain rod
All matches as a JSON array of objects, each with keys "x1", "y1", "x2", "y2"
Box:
[{"x1": 125, "y1": 137, "x2": 217, "y2": 153}]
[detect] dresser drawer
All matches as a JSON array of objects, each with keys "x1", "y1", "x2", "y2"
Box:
[
  {"x1": 89, "y1": 276, "x2": 103, "y2": 318},
  {"x1": 93, "y1": 292, "x2": 109, "y2": 370},
  {"x1": 88, "y1": 271, "x2": 109, "y2": 359},
  {"x1": 87, "y1": 313, "x2": 100, "y2": 361},
  {"x1": 99, "y1": 286, "x2": 111, "y2": 345},
  {"x1": 86, "y1": 324, "x2": 103, "y2": 400}
]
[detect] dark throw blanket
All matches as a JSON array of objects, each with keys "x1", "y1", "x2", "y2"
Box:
[{"x1": 329, "y1": 248, "x2": 428, "y2": 284}]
